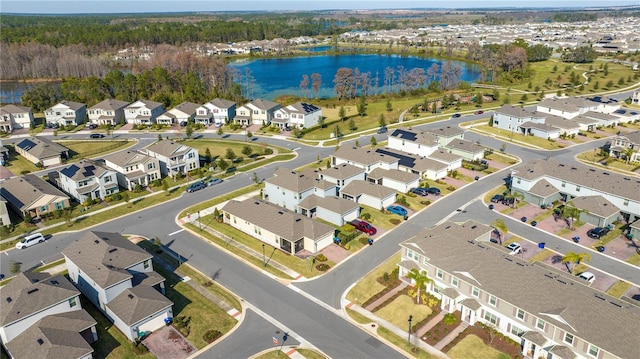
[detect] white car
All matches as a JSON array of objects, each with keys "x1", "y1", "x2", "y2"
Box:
[
  {"x1": 16, "y1": 233, "x2": 45, "y2": 249},
  {"x1": 578, "y1": 271, "x2": 596, "y2": 284},
  {"x1": 505, "y1": 242, "x2": 522, "y2": 254}
]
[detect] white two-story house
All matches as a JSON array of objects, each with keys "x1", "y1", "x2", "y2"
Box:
[
  {"x1": 1, "y1": 272, "x2": 97, "y2": 359},
  {"x1": 124, "y1": 100, "x2": 165, "y2": 125},
  {"x1": 608, "y1": 130, "x2": 640, "y2": 163},
  {"x1": 536, "y1": 97, "x2": 598, "y2": 119},
  {"x1": 332, "y1": 146, "x2": 400, "y2": 172},
  {"x1": 56, "y1": 160, "x2": 119, "y2": 203},
  {"x1": 0, "y1": 104, "x2": 34, "y2": 132},
  {"x1": 156, "y1": 101, "x2": 199, "y2": 126},
  {"x1": 272, "y1": 102, "x2": 322, "y2": 129},
  {"x1": 63, "y1": 231, "x2": 173, "y2": 341},
  {"x1": 387, "y1": 127, "x2": 439, "y2": 158},
  {"x1": 143, "y1": 140, "x2": 199, "y2": 177},
  {"x1": 194, "y1": 98, "x2": 236, "y2": 125},
  {"x1": 398, "y1": 220, "x2": 639, "y2": 359},
  {"x1": 44, "y1": 101, "x2": 87, "y2": 127},
  {"x1": 234, "y1": 99, "x2": 281, "y2": 126},
  {"x1": 102, "y1": 150, "x2": 161, "y2": 191},
  {"x1": 263, "y1": 167, "x2": 337, "y2": 211},
  {"x1": 88, "y1": 99, "x2": 130, "y2": 126}
]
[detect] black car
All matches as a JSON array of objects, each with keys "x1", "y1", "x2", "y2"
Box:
[
  {"x1": 186, "y1": 181, "x2": 206, "y2": 193},
  {"x1": 491, "y1": 194, "x2": 505, "y2": 203},
  {"x1": 90, "y1": 133, "x2": 105, "y2": 139},
  {"x1": 377, "y1": 126, "x2": 388, "y2": 134},
  {"x1": 587, "y1": 227, "x2": 610, "y2": 239},
  {"x1": 180, "y1": 121, "x2": 188, "y2": 127},
  {"x1": 427, "y1": 187, "x2": 441, "y2": 195},
  {"x1": 452, "y1": 113, "x2": 461, "y2": 118},
  {"x1": 410, "y1": 187, "x2": 429, "y2": 196},
  {"x1": 502, "y1": 197, "x2": 515, "y2": 206}
]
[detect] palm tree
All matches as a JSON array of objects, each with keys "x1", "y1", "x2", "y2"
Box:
[
  {"x1": 491, "y1": 219, "x2": 508, "y2": 244},
  {"x1": 562, "y1": 206, "x2": 588, "y2": 230},
  {"x1": 561, "y1": 252, "x2": 592, "y2": 274},
  {"x1": 622, "y1": 147, "x2": 636, "y2": 164},
  {"x1": 406, "y1": 268, "x2": 434, "y2": 304}
]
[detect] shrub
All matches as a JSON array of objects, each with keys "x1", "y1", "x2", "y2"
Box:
[
  {"x1": 361, "y1": 212, "x2": 372, "y2": 221},
  {"x1": 203, "y1": 329, "x2": 222, "y2": 343},
  {"x1": 316, "y1": 253, "x2": 328, "y2": 262},
  {"x1": 446, "y1": 185, "x2": 456, "y2": 191},
  {"x1": 443, "y1": 313, "x2": 458, "y2": 325},
  {"x1": 420, "y1": 200, "x2": 431, "y2": 206},
  {"x1": 389, "y1": 218, "x2": 401, "y2": 225},
  {"x1": 263, "y1": 148, "x2": 274, "y2": 155},
  {"x1": 316, "y1": 263, "x2": 330, "y2": 271}
]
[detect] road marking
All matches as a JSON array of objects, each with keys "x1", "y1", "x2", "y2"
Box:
[
  {"x1": 292, "y1": 147, "x2": 301, "y2": 151},
  {"x1": 168, "y1": 229, "x2": 185, "y2": 236}
]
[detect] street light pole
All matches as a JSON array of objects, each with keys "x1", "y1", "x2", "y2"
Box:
[
  {"x1": 407, "y1": 315, "x2": 413, "y2": 345},
  {"x1": 198, "y1": 211, "x2": 202, "y2": 231},
  {"x1": 262, "y1": 244, "x2": 266, "y2": 267}
]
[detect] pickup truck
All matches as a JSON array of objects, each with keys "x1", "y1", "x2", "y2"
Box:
[{"x1": 350, "y1": 219, "x2": 377, "y2": 236}]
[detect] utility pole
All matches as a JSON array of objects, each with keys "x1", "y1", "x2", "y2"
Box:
[{"x1": 407, "y1": 315, "x2": 413, "y2": 345}]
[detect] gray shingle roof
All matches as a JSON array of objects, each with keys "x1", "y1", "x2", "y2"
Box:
[
  {"x1": 47, "y1": 100, "x2": 85, "y2": 112},
  {"x1": 221, "y1": 199, "x2": 334, "y2": 242},
  {"x1": 59, "y1": 160, "x2": 109, "y2": 181},
  {"x1": 582, "y1": 111, "x2": 618, "y2": 121},
  {"x1": 512, "y1": 158, "x2": 640, "y2": 201},
  {"x1": 520, "y1": 121, "x2": 560, "y2": 132},
  {"x1": 1, "y1": 104, "x2": 32, "y2": 114},
  {"x1": 16, "y1": 137, "x2": 68, "y2": 160},
  {"x1": 297, "y1": 194, "x2": 359, "y2": 215},
  {"x1": 495, "y1": 104, "x2": 535, "y2": 118},
  {"x1": 319, "y1": 163, "x2": 365, "y2": 180},
  {"x1": 248, "y1": 99, "x2": 280, "y2": 111},
  {"x1": 5, "y1": 310, "x2": 96, "y2": 359},
  {"x1": 367, "y1": 167, "x2": 419, "y2": 183},
  {"x1": 127, "y1": 99, "x2": 163, "y2": 110},
  {"x1": 333, "y1": 146, "x2": 399, "y2": 166},
  {"x1": 89, "y1": 99, "x2": 130, "y2": 111},
  {"x1": 389, "y1": 127, "x2": 439, "y2": 147},
  {"x1": 285, "y1": 102, "x2": 320, "y2": 114},
  {"x1": 62, "y1": 231, "x2": 152, "y2": 288},
  {"x1": 266, "y1": 168, "x2": 333, "y2": 193},
  {"x1": 540, "y1": 113, "x2": 581, "y2": 130},
  {"x1": 444, "y1": 139, "x2": 484, "y2": 154},
  {"x1": 172, "y1": 101, "x2": 200, "y2": 116},
  {"x1": 340, "y1": 180, "x2": 397, "y2": 199},
  {"x1": 102, "y1": 150, "x2": 154, "y2": 168},
  {"x1": 144, "y1": 140, "x2": 193, "y2": 158},
  {"x1": 0, "y1": 174, "x2": 69, "y2": 212},
  {"x1": 402, "y1": 220, "x2": 640, "y2": 359},
  {"x1": 429, "y1": 149, "x2": 462, "y2": 164},
  {"x1": 208, "y1": 98, "x2": 236, "y2": 109},
  {"x1": 106, "y1": 286, "x2": 172, "y2": 326},
  {"x1": 0, "y1": 272, "x2": 80, "y2": 326},
  {"x1": 568, "y1": 196, "x2": 620, "y2": 218},
  {"x1": 425, "y1": 126, "x2": 465, "y2": 138}
]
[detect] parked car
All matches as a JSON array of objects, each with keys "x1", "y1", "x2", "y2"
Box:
[
  {"x1": 505, "y1": 242, "x2": 522, "y2": 253},
  {"x1": 350, "y1": 219, "x2": 377, "y2": 236},
  {"x1": 577, "y1": 271, "x2": 595, "y2": 284},
  {"x1": 186, "y1": 181, "x2": 206, "y2": 193},
  {"x1": 587, "y1": 227, "x2": 610, "y2": 239},
  {"x1": 410, "y1": 187, "x2": 429, "y2": 196},
  {"x1": 474, "y1": 110, "x2": 484, "y2": 115},
  {"x1": 90, "y1": 133, "x2": 105, "y2": 139},
  {"x1": 377, "y1": 126, "x2": 388, "y2": 134},
  {"x1": 16, "y1": 232, "x2": 46, "y2": 249},
  {"x1": 452, "y1": 113, "x2": 461, "y2": 118},
  {"x1": 491, "y1": 194, "x2": 504, "y2": 203},
  {"x1": 427, "y1": 187, "x2": 441, "y2": 195},
  {"x1": 387, "y1": 205, "x2": 408, "y2": 217},
  {"x1": 86, "y1": 123, "x2": 98, "y2": 129},
  {"x1": 207, "y1": 178, "x2": 223, "y2": 187},
  {"x1": 180, "y1": 121, "x2": 188, "y2": 127},
  {"x1": 502, "y1": 197, "x2": 515, "y2": 206}
]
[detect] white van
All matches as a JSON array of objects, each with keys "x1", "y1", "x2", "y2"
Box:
[{"x1": 15, "y1": 233, "x2": 45, "y2": 249}]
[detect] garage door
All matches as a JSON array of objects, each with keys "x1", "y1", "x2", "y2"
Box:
[
  {"x1": 42, "y1": 157, "x2": 61, "y2": 167},
  {"x1": 138, "y1": 313, "x2": 169, "y2": 334}
]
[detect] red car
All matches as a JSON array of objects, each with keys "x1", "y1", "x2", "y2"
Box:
[
  {"x1": 475, "y1": 110, "x2": 484, "y2": 115},
  {"x1": 350, "y1": 220, "x2": 377, "y2": 236}
]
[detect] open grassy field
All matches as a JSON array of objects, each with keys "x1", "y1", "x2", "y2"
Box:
[{"x1": 446, "y1": 335, "x2": 511, "y2": 359}]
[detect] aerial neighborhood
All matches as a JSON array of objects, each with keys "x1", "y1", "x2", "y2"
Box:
[{"x1": 1, "y1": 4, "x2": 640, "y2": 359}]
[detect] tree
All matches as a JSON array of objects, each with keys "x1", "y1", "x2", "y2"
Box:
[
  {"x1": 561, "y1": 252, "x2": 592, "y2": 274},
  {"x1": 311, "y1": 73, "x2": 322, "y2": 99},
  {"x1": 370, "y1": 136, "x2": 377, "y2": 146},
  {"x1": 379, "y1": 114, "x2": 386, "y2": 127},
  {"x1": 246, "y1": 130, "x2": 253, "y2": 140},
  {"x1": 24, "y1": 212, "x2": 33, "y2": 226},
  {"x1": 242, "y1": 145, "x2": 253, "y2": 157},
  {"x1": 386, "y1": 98, "x2": 393, "y2": 112},
  {"x1": 299, "y1": 74, "x2": 309, "y2": 99},
  {"x1": 185, "y1": 124, "x2": 193, "y2": 139},
  {"x1": 348, "y1": 118, "x2": 357, "y2": 131},
  {"x1": 121, "y1": 191, "x2": 131, "y2": 207},
  {"x1": 338, "y1": 106, "x2": 346, "y2": 121},
  {"x1": 406, "y1": 268, "x2": 433, "y2": 304},
  {"x1": 10, "y1": 260, "x2": 22, "y2": 274},
  {"x1": 251, "y1": 171, "x2": 259, "y2": 185},
  {"x1": 491, "y1": 219, "x2": 508, "y2": 244},
  {"x1": 562, "y1": 206, "x2": 586, "y2": 230},
  {"x1": 217, "y1": 127, "x2": 224, "y2": 137},
  {"x1": 162, "y1": 179, "x2": 169, "y2": 193},
  {"x1": 318, "y1": 117, "x2": 325, "y2": 129},
  {"x1": 622, "y1": 147, "x2": 636, "y2": 164},
  {"x1": 157, "y1": 133, "x2": 163, "y2": 142},
  {"x1": 225, "y1": 148, "x2": 237, "y2": 160},
  {"x1": 333, "y1": 67, "x2": 355, "y2": 100},
  {"x1": 204, "y1": 147, "x2": 212, "y2": 163},
  {"x1": 218, "y1": 158, "x2": 229, "y2": 171},
  {"x1": 357, "y1": 96, "x2": 367, "y2": 116},
  {"x1": 354, "y1": 140, "x2": 360, "y2": 147}
]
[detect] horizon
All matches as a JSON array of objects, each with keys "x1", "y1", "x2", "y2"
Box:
[{"x1": 2, "y1": 0, "x2": 640, "y2": 15}]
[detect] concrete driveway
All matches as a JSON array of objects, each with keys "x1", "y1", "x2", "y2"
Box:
[{"x1": 143, "y1": 325, "x2": 196, "y2": 359}]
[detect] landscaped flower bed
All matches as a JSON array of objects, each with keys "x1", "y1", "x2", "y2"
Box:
[
  {"x1": 422, "y1": 311, "x2": 462, "y2": 346},
  {"x1": 441, "y1": 323, "x2": 523, "y2": 359}
]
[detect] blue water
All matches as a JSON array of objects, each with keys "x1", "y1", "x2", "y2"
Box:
[{"x1": 229, "y1": 54, "x2": 480, "y2": 100}]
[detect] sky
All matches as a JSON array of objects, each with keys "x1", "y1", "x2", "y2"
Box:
[{"x1": 2, "y1": 0, "x2": 639, "y2": 14}]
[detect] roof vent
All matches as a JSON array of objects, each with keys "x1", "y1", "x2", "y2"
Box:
[
  {"x1": 277, "y1": 211, "x2": 283, "y2": 215},
  {"x1": 50, "y1": 280, "x2": 59, "y2": 285},
  {"x1": 27, "y1": 288, "x2": 39, "y2": 295},
  {"x1": 6, "y1": 297, "x2": 12, "y2": 303},
  {"x1": 295, "y1": 218, "x2": 301, "y2": 222},
  {"x1": 128, "y1": 293, "x2": 134, "y2": 299},
  {"x1": 94, "y1": 239, "x2": 100, "y2": 244},
  {"x1": 610, "y1": 301, "x2": 622, "y2": 308},
  {"x1": 108, "y1": 248, "x2": 118, "y2": 253},
  {"x1": 603, "y1": 172, "x2": 609, "y2": 175},
  {"x1": 37, "y1": 338, "x2": 44, "y2": 345}
]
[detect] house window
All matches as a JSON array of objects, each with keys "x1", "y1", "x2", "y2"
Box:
[
  {"x1": 54, "y1": 202, "x2": 65, "y2": 210},
  {"x1": 536, "y1": 318, "x2": 546, "y2": 330},
  {"x1": 433, "y1": 284, "x2": 443, "y2": 294},
  {"x1": 623, "y1": 200, "x2": 629, "y2": 206},
  {"x1": 484, "y1": 311, "x2": 497, "y2": 325},
  {"x1": 516, "y1": 178, "x2": 521, "y2": 184},
  {"x1": 422, "y1": 257, "x2": 429, "y2": 265},
  {"x1": 451, "y1": 277, "x2": 459, "y2": 287},
  {"x1": 510, "y1": 324, "x2": 525, "y2": 336},
  {"x1": 407, "y1": 249, "x2": 419, "y2": 261},
  {"x1": 563, "y1": 332, "x2": 574, "y2": 345},
  {"x1": 588, "y1": 345, "x2": 599, "y2": 357},
  {"x1": 576, "y1": 185, "x2": 580, "y2": 192},
  {"x1": 254, "y1": 226, "x2": 261, "y2": 235},
  {"x1": 40, "y1": 206, "x2": 48, "y2": 213},
  {"x1": 105, "y1": 176, "x2": 111, "y2": 183},
  {"x1": 69, "y1": 297, "x2": 77, "y2": 307},
  {"x1": 188, "y1": 152, "x2": 195, "y2": 159},
  {"x1": 148, "y1": 163, "x2": 155, "y2": 170},
  {"x1": 472, "y1": 286, "x2": 479, "y2": 297},
  {"x1": 144, "y1": 260, "x2": 150, "y2": 269},
  {"x1": 516, "y1": 308, "x2": 525, "y2": 320},
  {"x1": 561, "y1": 181, "x2": 566, "y2": 187},
  {"x1": 489, "y1": 295, "x2": 497, "y2": 306},
  {"x1": 436, "y1": 269, "x2": 443, "y2": 279}
]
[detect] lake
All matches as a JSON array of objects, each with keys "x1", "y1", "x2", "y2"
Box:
[
  {"x1": 1, "y1": 54, "x2": 481, "y2": 104},
  {"x1": 229, "y1": 54, "x2": 481, "y2": 100}
]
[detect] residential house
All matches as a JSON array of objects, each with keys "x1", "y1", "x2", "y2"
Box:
[
  {"x1": 582, "y1": 111, "x2": 619, "y2": 127},
  {"x1": 340, "y1": 180, "x2": 397, "y2": 210},
  {"x1": 63, "y1": 231, "x2": 173, "y2": 341},
  {"x1": 629, "y1": 218, "x2": 640, "y2": 240},
  {"x1": 511, "y1": 158, "x2": 640, "y2": 221},
  {"x1": 611, "y1": 108, "x2": 640, "y2": 123},
  {"x1": 15, "y1": 137, "x2": 69, "y2": 167},
  {"x1": 519, "y1": 121, "x2": 561, "y2": 140},
  {"x1": 0, "y1": 104, "x2": 34, "y2": 132},
  {"x1": 566, "y1": 196, "x2": 621, "y2": 227},
  {"x1": 428, "y1": 150, "x2": 463, "y2": 172},
  {"x1": 536, "y1": 97, "x2": 598, "y2": 119},
  {"x1": 587, "y1": 96, "x2": 621, "y2": 114},
  {"x1": 221, "y1": 198, "x2": 335, "y2": 254},
  {"x1": 492, "y1": 105, "x2": 550, "y2": 137},
  {"x1": 297, "y1": 195, "x2": 360, "y2": 226},
  {"x1": 366, "y1": 167, "x2": 420, "y2": 193},
  {"x1": 632, "y1": 89, "x2": 640, "y2": 105},
  {"x1": 387, "y1": 127, "x2": 439, "y2": 158},
  {"x1": 44, "y1": 101, "x2": 87, "y2": 127},
  {"x1": 370, "y1": 147, "x2": 448, "y2": 180},
  {"x1": 569, "y1": 114, "x2": 599, "y2": 132},
  {"x1": 0, "y1": 174, "x2": 70, "y2": 220},
  {"x1": 143, "y1": 140, "x2": 199, "y2": 177},
  {"x1": 263, "y1": 167, "x2": 337, "y2": 211},
  {"x1": 194, "y1": 98, "x2": 236, "y2": 125},
  {"x1": 443, "y1": 139, "x2": 485, "y2": 161},
  {"x1": 124, "y1": 100, "x2": 165, "y2": 125},
  {"x1": 56, "y1": 160, "x2": 119, "y2": 203},
  {"x1": 423, "y1": 126, "x2": 465, "y2": 147},
  {"x1": 0, "y1": 271, "x2": 97, "y2": 359},
  {"x1": 156, "y1": 101, "x2": 199, "y2": 126},
  {"x1": 332, "y1": 146, "x2": 400, "y2": 172},
  {"x1": 608, "y1": 130, "x2": 640, "y2": 163},
  {"x1": 542, "y1": 114, "x2": 581, "y2": 137},
  {"x1": 272, "y1": 102, "x2": 322, "y2": 129},
  {"x1": 234, "y1": 99, "x2": 281, "y2": 126},
  {"x1": 316, "y1": 163, "x2": 366, "y2": 190},
  {"x1": 102, "y1": 150, "x2": 161, "y2": 191},
  {"x1": 88, "y1": 99, "x2": 130, "y2": 126},
  {"x1": 0, "y1": 198, "x2": 10, "y2": 226},
  {"x1": 398, "y1": 220, "x2": 639, "y2": 359}
]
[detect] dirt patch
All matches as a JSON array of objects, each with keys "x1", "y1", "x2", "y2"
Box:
[
  {"x1": 441, "y1": 323, "x2": 523, "y2": 359},
  {"x1": 143, "y1": 325, "x2": 196, "y2": 359},
  {"x1": 422, "y1": 311, "x2": 461, "y2": 346}
]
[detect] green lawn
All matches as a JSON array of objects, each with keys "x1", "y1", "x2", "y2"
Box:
[
  {"x1": 471, "y1": 124, "x2": 570, "y2": 150},
  {"x1": 627, "y1": 253, "x2": 640, "y2": 266},
  {"x1": 528, "y1": 248, "x2": 554, "y2": 263},
  {"x1": 576, "y1": 150, "x2": 640, "y2": 175},
  {"x1": 377, "y1": 326, "x2": 434, "y2": 359},
  {"x1": 375, "y1": 295, "x2": 433, "y2": 329},
  {"x1": 59, "y1": 140, "x2": 134, "y2": 159},
  {"x1": 606, "y1": 280, "x2": 632, "y2": 298},
  {"x1": 446, "y1": 335, "x2": 511, "y2": 359},
  {"x1": 346, "y1": 252, "x2": 401, "y2": 306}
]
